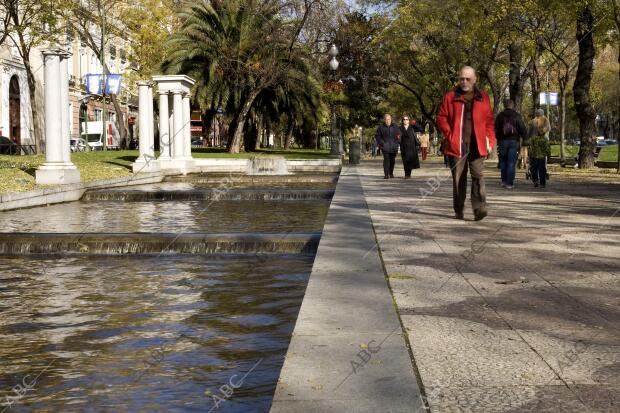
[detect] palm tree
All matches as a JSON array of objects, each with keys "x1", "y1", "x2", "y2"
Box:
[{"x1": 161, "y1": 0, "x2": 301, "y2": 153}]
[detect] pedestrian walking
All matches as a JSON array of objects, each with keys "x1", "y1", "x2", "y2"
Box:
[
  {"x1": 399, "y1": 114, "x2": 421, "y2": 178},
  {"x1": 525, "y1": 129, "x2": 551, "y2": 188},
  {"x1": 436, "y1": 66, "x2": 496, "y2": 221},
  {"x1": 419, "y1": 127, "x2": 430, "y2": 160},
  {"x1": 526, "y1": 109, "x2": 551, "y2": 180},
  {"x1": 375, "y1": 114, "x2": 401, "y2": 179},
  {"x1": 495, "y1": 99, "x2": 526, "y2": 189},
  {"x1": 526, "y1": 109, "x2": 551, "y2": 187}
]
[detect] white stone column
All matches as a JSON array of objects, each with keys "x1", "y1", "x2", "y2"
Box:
[
  {"x1": 168, "y1": 96, "x2": 175, "y2": 158},
  {"x1": 158, "y1": 90, "x2": 171, "y2": 162},
  {"x1": 137, "y1": 81, "x2": 149, "y2": 157},
  {"x1": 147, "y1": 83, "x2": 154, "y2": 154},
  {"x1": 60, "y1": 51, "x2": 71, "y2": 163},
  {"x1": 172, "y1": 90, "x2": 184, "y2": 161},
  {"x1": 36, "y1": 48, "x2": 80, "y2": 185},
  {"x1": 132, "y1": 81, "x2": 159, "y2": 172},
  {"x1": 182, "y1": 93, "x2": 192, "y2": 159}
]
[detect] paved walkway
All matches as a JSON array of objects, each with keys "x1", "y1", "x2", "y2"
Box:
[{"x1": 359, "y1": 158, "x2": 619, "y2": 412}]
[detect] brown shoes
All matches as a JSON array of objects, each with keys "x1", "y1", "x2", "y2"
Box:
[{"x1": 474, "y1": 209, "x2": 488, "y2": 221}]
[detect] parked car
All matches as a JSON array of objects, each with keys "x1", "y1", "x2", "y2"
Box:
[
  {"x1": 0, "y1": 136, "x2": 17, "y2": 154},
  {"x1": 70, "y1": 137, "x2": 87, "y2": 152},
  {"x1": 604, "y1": 139, "x2": 617, "y2": 146},
  {"x1": 596, "y1": 140, "x2": 607, "y2": 147},
  {"x1": 191, "y1": 138, "x2": 204, "y2": 146}
]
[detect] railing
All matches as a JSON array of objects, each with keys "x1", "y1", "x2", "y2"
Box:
[{"x1": 0, "y1": 144, "x2": 36, "y2": 155}]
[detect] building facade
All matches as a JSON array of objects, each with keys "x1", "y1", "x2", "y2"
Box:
[{"x1": 0, "y1": 23, "x2": 138, "y2": 150}]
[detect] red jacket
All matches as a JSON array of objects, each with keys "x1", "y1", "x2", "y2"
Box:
[{"x1": 436, "y1": 88, "x2": 496, "y2": 158}]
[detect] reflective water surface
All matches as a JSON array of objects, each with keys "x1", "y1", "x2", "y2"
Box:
[
  {"x1": 0, "y1": 200, "x2": 329, "y2": 233},
  {"x1": 0, "y1": 254, "x2": 312, "y2": 412}
]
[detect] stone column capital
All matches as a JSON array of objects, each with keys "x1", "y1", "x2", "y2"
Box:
[
  {"x1": 137, "y1": 81, "x2": 151, "y2": 87},
  {"x1": 41, "y1": 47, "x2": 71, "y2": 58}
]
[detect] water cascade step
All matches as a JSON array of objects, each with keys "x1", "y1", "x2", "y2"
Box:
[
  {"x1": 0, "y1": 232, "x2": 321, "y2": 255},
  {"x1": 81, "y1": 189, "x2": 335, "y2": 202},
  {"x1": 247, "y1": 156, "x2": 289, "y2": 175},
  {"x1": 164, "y1": 173, "x2": 339, "y2": 184}
]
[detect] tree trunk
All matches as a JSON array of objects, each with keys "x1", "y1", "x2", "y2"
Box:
[
  {"x1": 486, "y1": 65, "x2": 502, "y2": 115},
  {"x1": 255, "y1": 113, "x2": 263, "y2": 151},
  {"x1": 24, "y1": 58, "x2": 42, "y2": 154},
  {"x1": 284, "y1": 113, "x2": 294, "y2": 150},
  {"x1": 573, "y1": 5, "x2": 597, "y2": 169},
  {"x1": 509, "y1": 41, "x2": 527, "y2": 112},
  {"x1": 227, "y1": 90, "x2": 259, "y2": 153},
  {"x1": 612, "y1": 0, "x2": 620, "y2": 173},
  {"x1": 110, "y1": 94, "x2": 127, "y2": 149},
  {"x1": 529, "y1": 38, "x2": 544, "y2": 117},
  {"x1": 559, "y1": 78, "x2": 567, "y2": 163}
]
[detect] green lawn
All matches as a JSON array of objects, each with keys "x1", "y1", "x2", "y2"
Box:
[
  {"x1": 551, "y1": 144, "x2": 618, "y2": 163},
  {"x1": 0, "y1": 148, "x2": 331, "y2": 194}
]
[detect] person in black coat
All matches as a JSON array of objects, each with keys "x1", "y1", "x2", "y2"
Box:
[
  {"x1": 375, "y1": 114, "x2": 401, "y2": 179},
  {"x1": 399, "y1": 114, "x2": 421, "y2": 178}
]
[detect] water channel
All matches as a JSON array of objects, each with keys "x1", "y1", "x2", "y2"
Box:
[{"x1": 0, "y1": 176, "x2": 335, "y2": 412}]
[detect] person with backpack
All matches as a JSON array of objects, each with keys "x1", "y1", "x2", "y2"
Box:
[{"x1": 494, "y1": 99, "x2": 527, "y2": 189}]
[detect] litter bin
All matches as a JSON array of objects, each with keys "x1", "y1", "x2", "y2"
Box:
[{"x1": 349, "y1": 139, "x2": 361, "y2": 165}]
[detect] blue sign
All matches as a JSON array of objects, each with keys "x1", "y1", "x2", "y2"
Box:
[
  {"x1": 539, "y1": 92, "x2": 559, "y2": 106},
  {"x1": 85, "y1": 74, "x2": 122, "y2": 95},
  {"x1": 86, "y1": 74, "x2": 102, "y2": 94},
  {"x1": 105, "y1": 74, "x2": 122, "y2": 95}
]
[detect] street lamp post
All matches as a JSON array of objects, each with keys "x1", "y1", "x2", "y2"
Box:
[{"x1": 328, "y1": 44, "x2": 340, "y2": 157}]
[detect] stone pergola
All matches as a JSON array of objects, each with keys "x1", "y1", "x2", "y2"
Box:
[
  {"x1": 35, "y1": 48, "x2": 80, "y2": 185},
  {"x1": 132, "y1": 75, "x2": 196, "y2": 173}
]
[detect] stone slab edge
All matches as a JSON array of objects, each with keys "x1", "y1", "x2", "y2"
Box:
[
  {"x1": 0, "y1": 172, "x2": 164, "y2": 211},
  {"x1": 0, "y1": 159, "x2": 342, "y2": 211},
  {"x1": 269, "y1": 168, "x2": 423, "y2": 412}
]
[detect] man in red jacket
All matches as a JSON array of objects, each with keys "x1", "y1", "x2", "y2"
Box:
[{"x1": 436, "y1": 66, "x2": 496, "y2": 221}]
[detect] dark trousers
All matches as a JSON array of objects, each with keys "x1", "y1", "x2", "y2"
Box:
[
  {"x1": 421, "y1": 147, "x2": 428, "y2": 160},
  {"x1": 531, "y1": 158, "x2": 547, "y2": 186},
  {"x1": 448, "y1": 155, "x2": 486, "y2": 213},
  {"x1": 383, "y1": 152, "x2": 396, "y2": 177},
  {"x1": 499, "y1": 139, "x2": 519, "y2": 186}
]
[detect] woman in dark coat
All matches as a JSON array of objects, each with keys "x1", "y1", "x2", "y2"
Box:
[{"x1": 399, "y1": 115, "x2": 421, "y2": 178}]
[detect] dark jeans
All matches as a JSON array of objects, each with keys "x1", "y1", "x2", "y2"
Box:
[
  {"x1": 383, "y1": 152, "x2": 396, "y2": 177},
  {"x1": 499, "y1": 139, "x2": 519, "y2": 186},
  {"x1": 531, "y1": 157, "x2": 547, "y2": 186},
  {"x1": 448, "y1": 155, "x2": 486, "y2": 214}
]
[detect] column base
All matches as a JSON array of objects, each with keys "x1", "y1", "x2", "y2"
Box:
[
  {"x1": 35, "y1": 163, "x2": 81, "y2": 185},
  {"x1": 160, "y1": 157, "x2": 196, "y2": 174},
  {"x1": 132, "y1": 157, "x2": 161, "y2": 173}
]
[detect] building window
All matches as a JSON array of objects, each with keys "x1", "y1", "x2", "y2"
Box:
[{"x1": 94, "y1": 109, "x2": 103, "y2": 121}]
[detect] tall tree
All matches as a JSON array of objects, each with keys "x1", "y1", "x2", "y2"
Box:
[
  {"x1": 612, "y1": 0, "x2": 620, "y2": 172},
  {"x1": 162, "y1": 0, "x2": 320, "y2": 153},
  {"x1": 60, "y1": 0, "x2": 132, "y2": 148},
  {"x1": 573, "y1": 4, "x2": 597, "y2": 168}
]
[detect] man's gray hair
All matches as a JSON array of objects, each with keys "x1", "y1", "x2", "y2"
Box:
[
  {"x1": 535, "y1": 109, "x2": 545, "y2": 117},
  {"x1": 459, "y1": 66, "x2": 477, "y2": 77}
]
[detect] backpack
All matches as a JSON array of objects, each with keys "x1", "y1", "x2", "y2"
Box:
[{"x1": 502, "y1": 114, "x2": 517, "y2": 137}]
